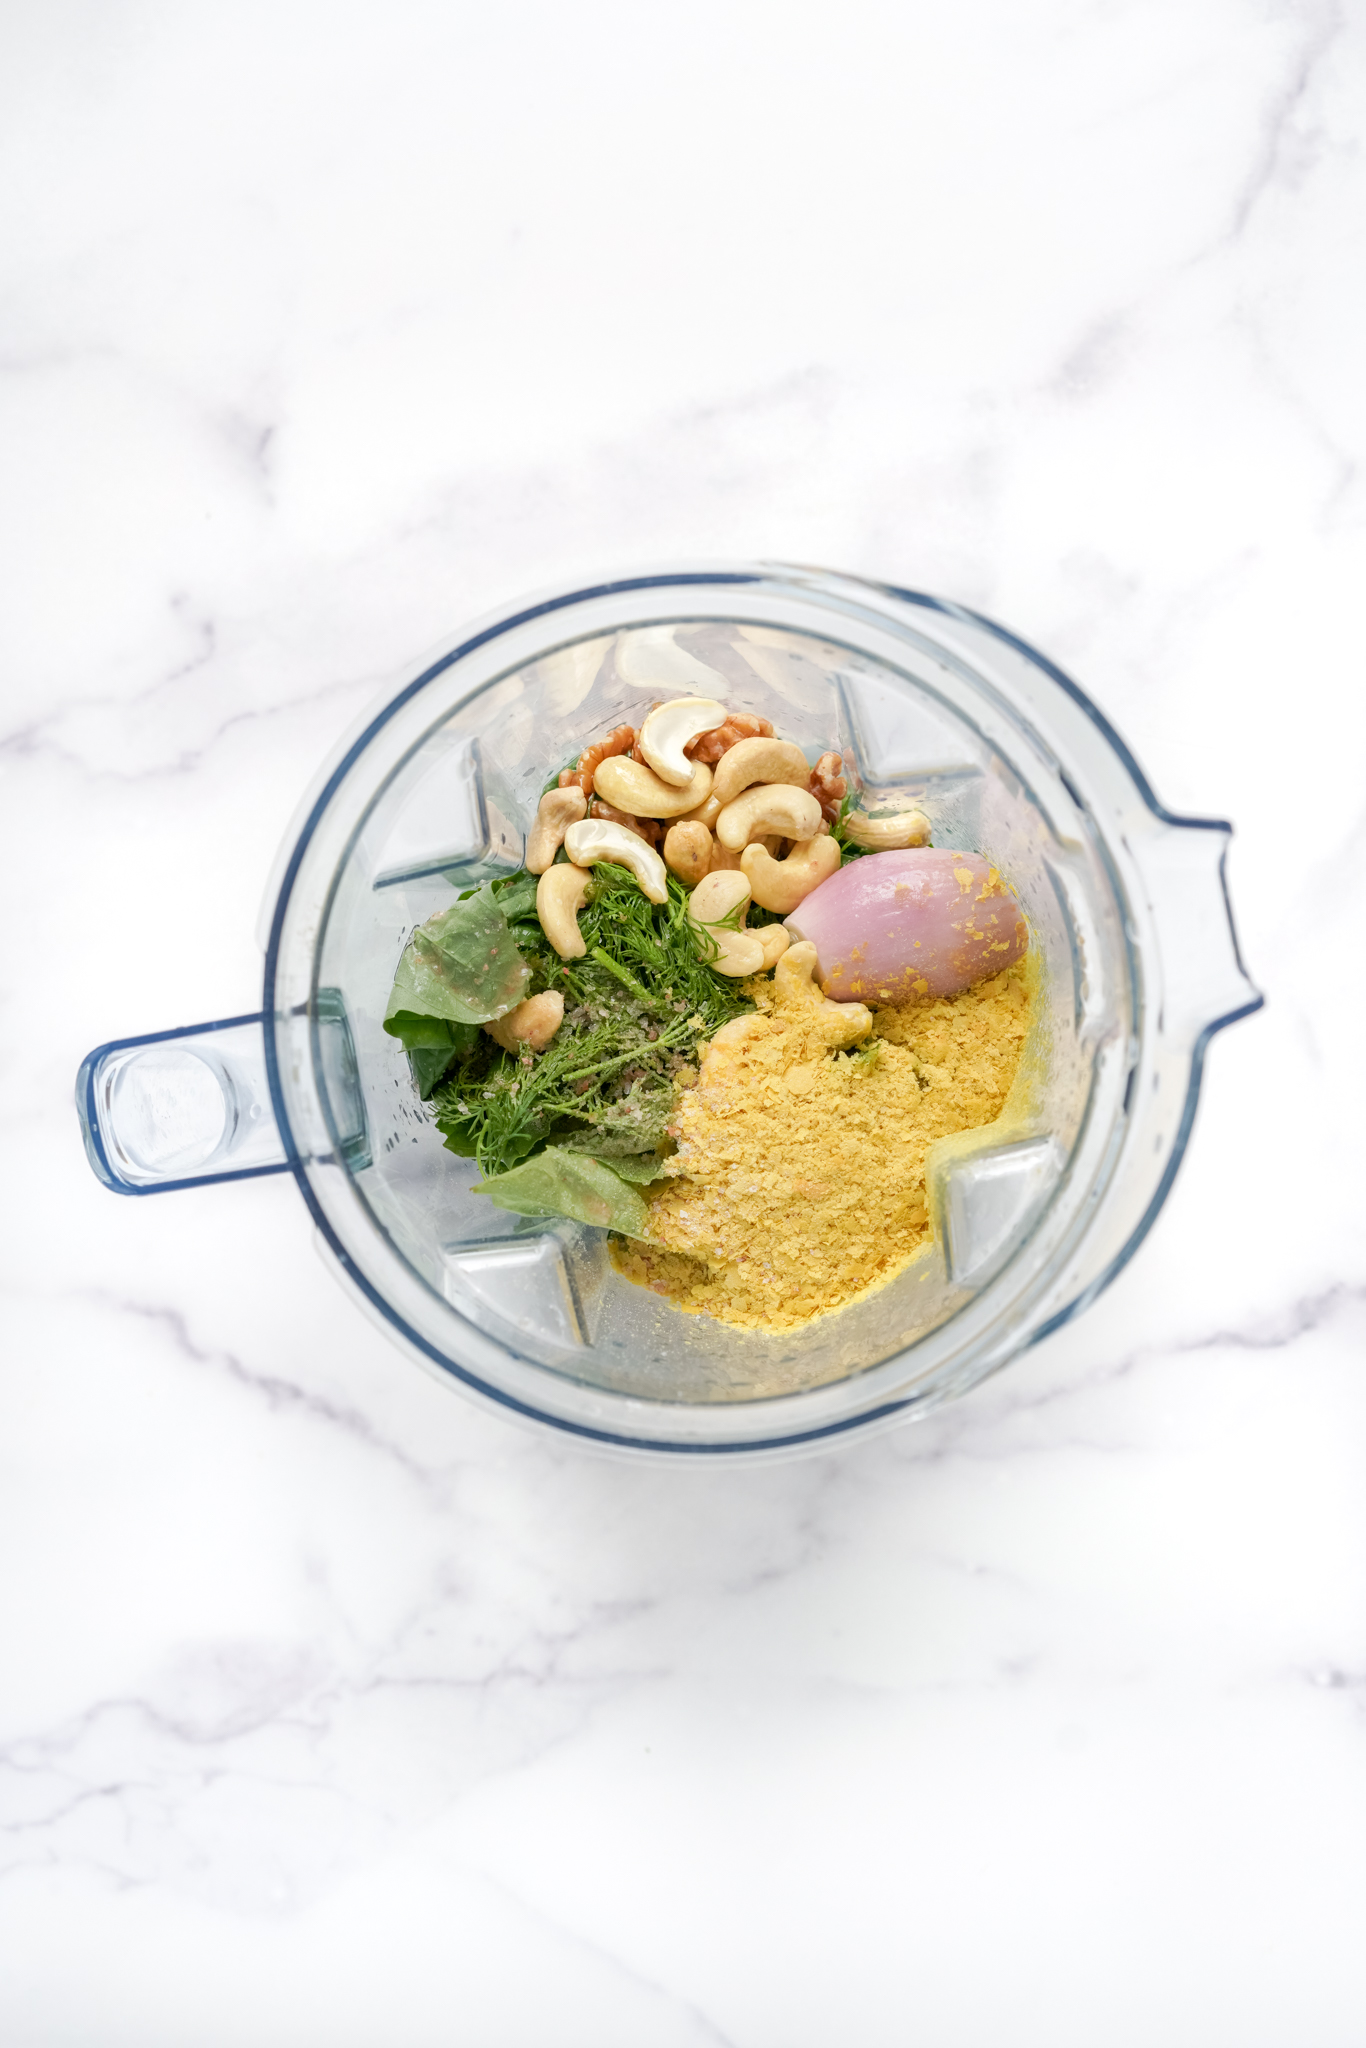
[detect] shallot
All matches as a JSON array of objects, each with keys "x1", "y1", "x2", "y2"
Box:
[{"x1": 784, "y1": 848, "x2": 1027, "y2": 1003}]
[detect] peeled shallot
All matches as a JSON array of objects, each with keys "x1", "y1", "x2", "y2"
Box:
[{"x1": 784, "y1": 848, "x2": 1028, "y2": 1003}]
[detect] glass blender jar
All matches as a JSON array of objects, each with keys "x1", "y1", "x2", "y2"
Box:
[{"x1": 75, "y1": 565, "x2": 1261, "y2": 1456}]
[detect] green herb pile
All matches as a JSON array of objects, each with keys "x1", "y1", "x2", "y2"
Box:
[{"x1": 382, "y1": 863, "x2": 758, "y2": 1237}]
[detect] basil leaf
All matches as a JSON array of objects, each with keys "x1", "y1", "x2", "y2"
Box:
[
  {"x1": 493, "y1": 872, "x2": 540, "y2": 923},
  {"x1": 583, "y1": 1150, "x2": 669, "y2": 1184},
  {"x1": 381, "y1": 1013, "x2": 483, "y2": 1100},
  {"x1": 438, "y1": 1118, "x2": 481, "y2": 1159},
  {"x1": 473, "y1": 1146, "x2": 654, "y2": 1238},
  {"x1": 384, "y1": 883, "x2": 531, "y2": 1029},
  {"x1": 408, "y1": 1045, "x2": 456, "y2": 1098},
  {"x1": 383, "y1": 1011, "x2": 481, "y2": 1053}
]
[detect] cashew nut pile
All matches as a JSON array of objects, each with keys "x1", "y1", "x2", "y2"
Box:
[
  {"x1": 527, "y1": 703, "x2": 859, "y2": 955},
  {"x1": 509, "y1": 699, "x2": 949, "y2": 1070}
]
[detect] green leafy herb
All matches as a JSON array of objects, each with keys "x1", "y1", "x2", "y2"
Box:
[
  {"x1": 381, "y1": 1014, "x2": 483, "y2": 1098},
  {"x1": 556, "y1": 1118, "x2": 674, "y2": 1164},
  {"x1": 430, "y1": 987, "x2": 694, "y2": 1178},
  {"x1": 574, "y1": 867, "x2": 754, "y2": 1033},
  {"x1": 491, "y1": 871, "x2": 541, "y2": 923},
  {"x1": 384, "y1": 882, "x2": 531, "y2": 1033},
  {"x1": 588, "y1": 945, "x2": 654, "y2": 1004},
  {"x1": 592, "y1": 1150, "x2": 672, "y2": 1184},
  {"x1": 390, "y1": 855, "x2": 761, "y2": 1231},
  {"x1": 383, "y1": 1010, "x2": 481, "y2": 1053},
  {"x1": 473, "y1": 1146, "x2": 660, "y2": 1237}
]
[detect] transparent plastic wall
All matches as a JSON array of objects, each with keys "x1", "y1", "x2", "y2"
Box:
[{"x1": 311, "y1": 618, "x2": 1127, "y2": 1406}]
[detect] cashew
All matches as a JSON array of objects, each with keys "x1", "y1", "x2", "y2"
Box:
[
  {"x1": 755, "y1": 923, "x2": 791, "y2": 970},
  {"x1": 564, "y1": 818, "x2": 669, "y2": 903},
  {"x1": 699, "y1": 1009, "x2": 773, "y2": 1085},
  {"x1": 688, "y1": 868, "x2": 765, "y2": 978},
  {"x1": 740, "y1": 832, "x2": 842, "y2": 914},
  {"x1": 680, "y1": 790, "x2": 723, "y2": 830},
  {"x1": 638, "y1": 697, "x2": 728, "y2": 786},
  {"x1": 710, "y1": 1013, "x2": 769, "y2": 1050},
  {"x1": 663, "y1": 819, "x2": 713, "y2": 887},
  {"x1": 775, "y1": 941, "x2": 872, "y2": 1048},
  {"x1": 525, "y1": 785, "x2": 588, "y2": 873},
  {"x1": 689, "y1": 869, "x2": 751, "y2": 926},
  {"x1": 711, "y1": 737, "x2": 810, "y2": 807},
  {"x1": 484, "y1": 989, "x2": 564, "y2": 1053},
  {"x1": 708, "y1": 930, "x2": 766, "y2": 976},
  {"x1": 715, "y1": 782, "x2": 823, "y2": 851},
  {"x1": 535, "y1": 863, "x2": 593, "y2": 959},
  {"x1": 843, "y1": 807, "x2": 931, "y2": 852},
  {"x1": 593, "y1": 753, "x2": 714, "y2": 820}
]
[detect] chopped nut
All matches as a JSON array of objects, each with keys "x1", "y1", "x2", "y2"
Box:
[
  {"x1": 809, "y1": 751, "x2": 847, "y2": 826},
  {"x1": 686, "y1": 711, "x2": 775, "y2": 763},
  {"x1": 558, "y1": 724, "x2": 636, "y2": 797}
]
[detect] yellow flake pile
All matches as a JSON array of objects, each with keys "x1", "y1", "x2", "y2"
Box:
[{"x1": 612, "y1": 954, "x2": 1033, "y2": 1332}]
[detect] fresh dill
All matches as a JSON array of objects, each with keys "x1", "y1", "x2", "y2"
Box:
[
  {"x1": 426, "y1": 864, "x2": 756, "y2": 1178},
  {"x1": 573, "y1": 866, "x2": 755, "y2": 1031},
  {"x1": 430, "y1": 995, "x2": 692, "y2": 1178}
]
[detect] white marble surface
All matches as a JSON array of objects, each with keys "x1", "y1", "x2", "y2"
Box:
[{"x1": 2, "y1": 2, "x2": 1364, "y2": 2040}]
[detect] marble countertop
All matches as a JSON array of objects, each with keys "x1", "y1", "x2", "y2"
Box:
[{"x1": 3, "y1": 4, "x2": 1364, "y2": 2041}]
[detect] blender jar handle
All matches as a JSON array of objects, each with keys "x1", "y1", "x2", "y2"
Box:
[
  {"x1": 1130, "y1": 816, "x2": 1263, "y2": 1042},
  {"x1": 75, "y1": 1014, "x2": 290, "y2": 1195}
]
